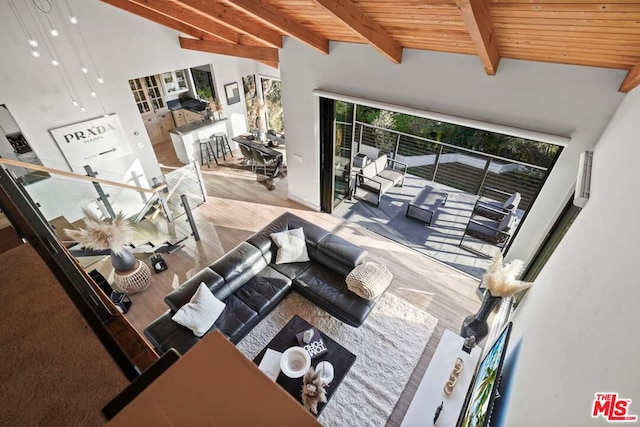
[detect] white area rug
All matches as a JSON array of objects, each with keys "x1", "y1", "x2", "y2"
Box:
[{"x1": 237, "y1": 292, "x2": 438, "y2": 426}]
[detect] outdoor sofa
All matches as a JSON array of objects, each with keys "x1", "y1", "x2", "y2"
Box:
[
  {"x1": 355, "y1": 154, "x2": 407, "y2": 206},
  {"x1": 144, "y1": 212, "x2": 383, "y2": 355}
]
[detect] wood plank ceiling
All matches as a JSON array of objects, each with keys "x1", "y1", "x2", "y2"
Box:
[{"x1": 101, "y1": 0, "x2": 640, "y2": 92}]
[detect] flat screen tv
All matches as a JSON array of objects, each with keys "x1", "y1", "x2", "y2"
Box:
[{"x1": 458, "y1": 322, "x2": 513, "y2": 427}]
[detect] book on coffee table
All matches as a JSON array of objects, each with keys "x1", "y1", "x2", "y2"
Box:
[
  {"x1": 295, "y1": 327, "x2": 328, "y2": 359},
  {"x1": 258, "y1": 348, "x2": 282, "y2": 381}
]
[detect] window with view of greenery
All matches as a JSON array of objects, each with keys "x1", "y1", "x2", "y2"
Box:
[
  {"x1": 191, "y1": 68, "x2": 216, "y2": 102},
  {"x1": 242, "y1": 75, "x2": 258, "y2": 129},
  {"x1": 242, "y1": 75, "x2": 284, "y2": 133},
  {"x1": 262, "y1": 79, "x2": 284, "y2": 133}
]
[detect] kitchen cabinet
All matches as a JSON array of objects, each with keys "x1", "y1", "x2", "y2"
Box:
[
  {"x1": 130, "y1": 75, "x2": 175, "y2": 144},
  {"x1": 144, "y1": 117, "x2": 162, "y2": 142},
  {"x1": 184, "y1": 109, "x2": 204, "y2": 124},
  {"x1": 144, "y1": 112, "x2": 176, "y2": 145},
  {"x1": 162, "y1": 70, "x2": 188, "y2": 96},
  {"x1": 172, "y1": 109, "x2": 203, "y2": 127},
  {"x1": 158, "y1": 113, "x2": 175, "y2": 142},
  {"x1": 172, "y1": 110, "x2": 187, "y2": 127}
]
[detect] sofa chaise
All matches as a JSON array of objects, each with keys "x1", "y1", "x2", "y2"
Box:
[{"x1": 144, "y1": 212, "x2": 382, "y2": 355}]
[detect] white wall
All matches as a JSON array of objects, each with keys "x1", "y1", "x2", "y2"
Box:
[
  {"x1": 0, "y1": 0, "x2": 273, "y2": 216},
  {"x1": 279, "y1": 39, "x2": 626, "y2": 262},
  {"x1": 504, "y1": 86, "x2": 640, "y2": 425}
]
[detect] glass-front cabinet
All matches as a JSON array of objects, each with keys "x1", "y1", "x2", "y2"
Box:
[
  {"x1": 162, "y1": 70, "x2": 188, "y2": 95},
  {"x1": 129, "y1": 76, "x2": 167, "y2": 116},
  {"x1": 129, "y1": 78, "x2": 151, "y2": 115},
  {"x1": 144, "y1": 75, "x2": 165, "y2": 111}
]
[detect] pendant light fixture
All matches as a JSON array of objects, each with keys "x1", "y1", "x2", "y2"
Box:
[{"x1": 8, "y1": 0, "x2": 108, "y2": 116}]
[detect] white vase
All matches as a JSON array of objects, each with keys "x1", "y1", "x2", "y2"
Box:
[{"x1": 280, "y1": 347, "x2": 311, "y2": 378}]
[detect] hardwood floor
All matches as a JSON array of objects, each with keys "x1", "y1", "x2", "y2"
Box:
[{"x1": 119, "y1": 139, "x2": 482, "y2": 426}]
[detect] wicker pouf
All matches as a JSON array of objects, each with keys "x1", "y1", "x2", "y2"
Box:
[{"x1": 113, "y1": 260, "x2": 151, "y2": 294}]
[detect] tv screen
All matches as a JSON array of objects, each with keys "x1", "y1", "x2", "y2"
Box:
[{"x1": 458, "y1": 322, "x2": 513, "y2": 427}]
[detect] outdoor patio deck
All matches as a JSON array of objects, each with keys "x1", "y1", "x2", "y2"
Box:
[{"x1": 333, "y1": 174, "x2": 519, "y2": 278}]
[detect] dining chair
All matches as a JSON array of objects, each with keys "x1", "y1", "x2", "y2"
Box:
[
  {"x1": 239, "y1": 144, "x2": 255, "y2": 171},
  {"x1": 252, "y1": 149, "x2": 276, "y2": 176}
]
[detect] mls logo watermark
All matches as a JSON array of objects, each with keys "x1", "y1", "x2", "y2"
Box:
[{"x1": 592, "y1": 393, "x2": 637, "y2": 422}]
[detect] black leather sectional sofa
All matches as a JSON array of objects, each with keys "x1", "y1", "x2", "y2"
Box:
[{"x1": 144, "y1": 212, "x2": 377, "y2": 355}]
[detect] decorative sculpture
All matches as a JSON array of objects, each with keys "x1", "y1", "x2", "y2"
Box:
[{"x1": 301, "y1": 367, "x2": 328, "y2": 415}]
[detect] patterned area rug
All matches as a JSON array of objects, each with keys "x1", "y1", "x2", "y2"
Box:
[{"x1": 237, "y1": 292, "x2": 438, "y2": 426}]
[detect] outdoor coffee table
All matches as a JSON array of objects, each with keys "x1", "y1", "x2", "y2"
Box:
[
  {"x1": 253, "y1": 315, "x2": 356, "y2": 417},
  {"x1": 406, "y1": 186, "x2": 449, "y2": 226}
]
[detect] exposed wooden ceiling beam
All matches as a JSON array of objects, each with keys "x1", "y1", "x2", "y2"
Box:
[
  {"x1": 127, "y1": 0, "x2": 241, "y2": 44},
  {"x1": 620, "y1": 63, "x2": 640, "y2": 93},
  {"x1": 225, "y1": 0, "x2": 329, "y2": 55},
  {"x1": 179, "y1": 36, "x2": 279, "y2": 63},
  {"x1": 175, "y1": 0, "x2": 282, "y2": 49},
  {"x1": 310, "y1": 0, "x2": 402, "y2": 64},
  {"x1": 101, "y1": 0, "x2": 221, "y2": 41},
  {"x1": 456, "y1": 0, "x2": 500, "y2": 75}
]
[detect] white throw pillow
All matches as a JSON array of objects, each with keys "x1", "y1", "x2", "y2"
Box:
[
  {"x1": 374, "y1": 154, "x2": 388, "y2": 174},
  {"x1": 498, "y1": 212, "x2": 518, "y2": 232},
  {"x1": 361, "y1": 162, "x2": 377, "y2": 179},
  {"x1": 346, "y1": 262, "x2": 393, "y2": 300},
  {"x1": 502, "y1": 192, "x2": 521, "y2": 210},
  {"x1": 172, "y1": 282, "x2": 226, "y2": 337},
  {"x1": 270, "y1": 227, "x2": 310, "y2": 264}
]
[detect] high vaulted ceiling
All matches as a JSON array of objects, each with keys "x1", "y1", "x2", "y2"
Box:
[{"x1": 101, "y1": 0, "x2": 640, "y2": 92}]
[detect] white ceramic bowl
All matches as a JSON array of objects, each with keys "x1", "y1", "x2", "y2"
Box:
[{"x1": 280, "y1": 346, "x2": 311, "y2": 378}]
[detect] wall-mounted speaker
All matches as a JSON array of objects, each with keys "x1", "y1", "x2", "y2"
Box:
[{"x1": 574, "y1": 150, "x2": 593, "y2": 208}]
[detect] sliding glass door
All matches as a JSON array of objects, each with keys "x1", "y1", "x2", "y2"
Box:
[
  {"x1": 333, "y1": 101, "x2": 354, "y2": 207},
  {"x1": 319, "y1": 98, "x2": 356, "y2": 213}
]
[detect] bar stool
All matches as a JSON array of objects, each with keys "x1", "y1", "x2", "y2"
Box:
[
  {"x1": 210, "y1": 132, "x2": 233, "y2": 162},
  {"x1": 199, "y1": 139, "x2": 217, "y2": 167}
]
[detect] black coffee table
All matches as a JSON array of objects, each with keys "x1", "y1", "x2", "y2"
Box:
[{"x1": 253, "y1": 315, "x2": 356, "y2": 417}]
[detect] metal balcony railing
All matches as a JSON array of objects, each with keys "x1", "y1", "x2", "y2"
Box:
[{"x1": 354, "y1": 122, "x2": 548, "y2": 211}]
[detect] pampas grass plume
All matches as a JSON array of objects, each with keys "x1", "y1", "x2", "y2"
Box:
[
  {"x1": 64, "y1": 209, "x2": 133, "y2": 255},
  {"x1": 482, "y1": 253, "x2": 534, "y2": 298}
]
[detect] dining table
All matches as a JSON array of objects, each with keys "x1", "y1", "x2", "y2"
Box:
[{"x1": 232, "y1": 134, "x2": 284, "y2": 178}]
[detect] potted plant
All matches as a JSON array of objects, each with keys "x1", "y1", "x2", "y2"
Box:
[
  {"x1": 64, "y1": 209, "x2": 136, "y2": 273},
  {"x1": 461, "y1": 253, "x2": 533, "y2": 342}
]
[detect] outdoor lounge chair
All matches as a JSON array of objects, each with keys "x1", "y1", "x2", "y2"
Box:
[
  {"x1": 459, "y1": 212, "x2": 518, "y2": 257},
  {"x1": 473, "y1": 190, "x2": 521, "y2": 221}
]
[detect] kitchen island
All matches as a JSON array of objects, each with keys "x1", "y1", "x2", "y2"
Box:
[{"x1": 169, "y1": 118, "x2": 228, "y2": 165}]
